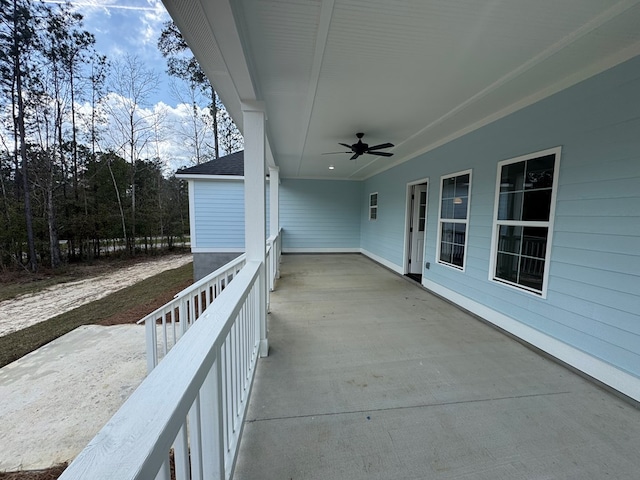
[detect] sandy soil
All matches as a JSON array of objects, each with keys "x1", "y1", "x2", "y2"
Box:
[{"x1": 0, "y1": 254, "x2": 191, "y2": 337}]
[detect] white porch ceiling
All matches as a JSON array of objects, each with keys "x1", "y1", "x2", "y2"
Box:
[{"x1": 162, "y1": 0, "x2": 640, "y2": 180}]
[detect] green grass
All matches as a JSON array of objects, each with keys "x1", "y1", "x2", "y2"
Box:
[{"x1": 0, "y1": 263, "x2": 193, "y2": 368}]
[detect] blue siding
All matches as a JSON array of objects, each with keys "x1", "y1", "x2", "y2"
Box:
[
  {"x1": 193, "y1": 180, "x2": 270, "y2": 249},
  {"x1": 280, "y1": 179, "x2": 362, "y2": 250},
  {"x1": 361, "y1": 56, "x2": 640, "y2": 377}
]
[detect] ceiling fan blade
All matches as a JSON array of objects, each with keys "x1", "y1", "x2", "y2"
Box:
[
  {"x1": 339, "y1": 143, "x2": 353, "y2": 150},
  {"x1": 322, "y1": 151, "x2": 352, "y2": 155},
  {"x1": 368, "y1": 143, "x2": 394, "y2": 150},
  {"x1": 350, "y1": 152, "x2": 360, "y2": 160},
  {"x1": 366, "y1": 151, "x2": 394, "y2": 157}
]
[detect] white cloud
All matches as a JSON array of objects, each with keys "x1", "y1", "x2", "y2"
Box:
[
  {"x1": 140, "y1": 0, "x2": 170, "y2": 46},
  {"x1": 80, "y1": 92, "x2": 215, "y2": 174}
]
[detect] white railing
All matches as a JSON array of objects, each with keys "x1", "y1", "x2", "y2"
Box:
[
  {"x1": 138, "y1": 255, "x2": 247, "y2": 372},
  {"x1": 267, "y1": 231, "x2": 281, "y2": 292},
  {"x1": 59, "y1": 260, "x2": 264, "y2": 480},
  {"x1": 265, "y1": 230, "x2": 281, "y2": 313},
  {"x1": 139, "y1": 229, "x2": 282, "y2": 372}
]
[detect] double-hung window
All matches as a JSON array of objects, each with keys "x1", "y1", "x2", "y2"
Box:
[
  {"x1": 369, "y1": 192, "x2": 378, "y2": 220},
  {"x1": 437, "y1": 170, "x2": 471, "y2": 270},
  {"x1": 490, "y1": 147, "x2": 560, "y2": 296}
]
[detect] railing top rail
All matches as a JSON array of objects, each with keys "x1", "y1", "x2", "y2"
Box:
[
  {"x1": 173, "y1": 253, "x2": 247, "y2": 300},
  {"x1": 136, "y1": 253, "x2": 247, "y2": 326},
  {"x1": 59, "y1": 261, "x2": 262, "y2": 480}
]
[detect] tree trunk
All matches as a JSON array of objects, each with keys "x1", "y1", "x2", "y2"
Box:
[
  {"x1": 13, "y1": 13, "x2": 37, "y2": 272},
  {"x1": 107, "y1": 159, "x2": 128, "y2": 249},
  {"x1": 210, "y1": 85, "x2": 219, "y2": 158},
  {"x1": 46, "y1": 178, "x2": 62, "y2": 268}
]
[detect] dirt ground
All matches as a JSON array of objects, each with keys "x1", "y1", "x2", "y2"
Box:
[
  {"x1": 0, "y1": 255, "x2": 193, "y2": 479},
  {"x1": 0, "y1": 254, "x2": 191, "y2": 337}
]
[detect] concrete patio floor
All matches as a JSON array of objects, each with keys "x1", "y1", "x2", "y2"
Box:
[{"x1": 234, "y1": 254, "x2": 640, "y2": 480}]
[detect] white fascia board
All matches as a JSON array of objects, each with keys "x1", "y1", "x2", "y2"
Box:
[
  {"x1": 175, "y1": 174, "x2": 245, "y2": 181},
  {"x1": 176, "y1": 175, "x2": 274, "y2": 182}
]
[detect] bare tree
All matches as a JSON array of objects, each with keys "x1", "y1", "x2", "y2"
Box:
[
  {"x1": 169, "y1": 79, "x2": 215, "y2": 165},
  {"x1": 104, "y1": 54, "x2": 159, "y2": 253},
  {"x1": 216, "y1": 106, "x2": 244, "y2": 156},
  {"x1": 158, "y1": 20, "x2": 221, "y2": 158}
]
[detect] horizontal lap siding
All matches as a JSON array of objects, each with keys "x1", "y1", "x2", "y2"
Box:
[
  {"x1": 363, "y1": 56, "x2": 640, "y2": 378},
  {"x1": 280, "y1": 179, "x2": 361, "y2": 250},
  {"x1": 193, "y1": 180, "x2": 270, "y2": 249},
  {"x1": 361, "y1": 164, "x2": 413, "y2": 266}
]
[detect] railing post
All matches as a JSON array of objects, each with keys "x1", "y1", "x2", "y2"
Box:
[{"x1": 242, "y1": 101, "x2": 268, "y2": 357}]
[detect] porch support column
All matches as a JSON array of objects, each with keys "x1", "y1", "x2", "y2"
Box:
[
  {"x1": 242, "y1": 100, "x2": 268, "y2": 357},
  {"x1": 269, "y1": 166, "x2": 280, "y2": 278}
]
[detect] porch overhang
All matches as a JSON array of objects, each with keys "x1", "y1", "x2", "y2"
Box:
[{"x1": 161, "y1": 0, "x2": 640, "y2": 180}]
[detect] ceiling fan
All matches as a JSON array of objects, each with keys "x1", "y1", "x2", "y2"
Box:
[{"x1": 324, "y1": 133, "x2": 394, "y2": 160}]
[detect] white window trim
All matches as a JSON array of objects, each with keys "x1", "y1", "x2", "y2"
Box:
[
  {"x1": 488, "y1": 146, "x2": 561, "y2": 298},
  {"x1": 436, "y1": 169, "x2": 472, "y2": 271},
  {"x1": 369, "y1": 192, "x2": 378, "y2": 221}
]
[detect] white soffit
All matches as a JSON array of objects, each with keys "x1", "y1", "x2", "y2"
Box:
[{"x1": 164, "y1": 0, "x2": 640, "y2": 180}]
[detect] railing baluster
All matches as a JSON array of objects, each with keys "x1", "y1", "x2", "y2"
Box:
[
  {"x1": 237, "y1": 305, "x2": 246, "y2": 403},
  {"x1": 221, "y1": 341, "x2": 230, "y2": 453},
  {"x1": 189, "y1": 395, "x2": 204, "y2": 480},
  {"x1": 162, "y1": 311, "x2": 168, "y2": 357},
  {"x1": 230, "y1": 323, "x2": 237, "y2": 433},
  {"x1": 154, "y1": 456, "x2": 171, "y2": 480},
  {"x1": 179, "y1": 300, "x2": 187, "y2": 336},
  {"x1": 173, "y1": 423, "x2": 190, "y2": 480},
  {"x1": 190, "y1": 294, "x2": 196, "y2": 326},
  {"x1": 145, "y1": 314, "x2": 158, "y2": 373},
  {"x1": 200, "y1": 358, "x2": 225, "y2": 479}
]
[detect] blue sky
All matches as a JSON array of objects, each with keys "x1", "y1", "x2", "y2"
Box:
[
  {"x1": 46, "y1": 0, "x2": 175, "y2": 106},
  {"x1": 39, "y1": 1, "x2": 218, "y2": 170}
]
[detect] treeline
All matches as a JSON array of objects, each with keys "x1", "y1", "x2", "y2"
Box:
[
  {"x1": 0, "y1": 150, "x2": 189, "y2": 268},
  {"x1": 0, "y1": 1, "x2": 241, "y2": 271}
]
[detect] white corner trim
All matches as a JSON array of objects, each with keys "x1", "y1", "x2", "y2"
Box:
[
  {"x1": 360, "y1": 249, "x2": 404, "y2": 275},
  {"x1": 282, "y1": 247, "x2": 360, "y2": 254},
  {"x1": 187, "y1": 180, "x2": 196, "y2": 249},
  {"x1": 421, "y1": 278, "x2": 640, "y2": 402}
]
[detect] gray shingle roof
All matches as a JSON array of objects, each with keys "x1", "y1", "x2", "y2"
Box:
[{"x1": 176, "y1": 150, "x2": 244, "y2": 176}]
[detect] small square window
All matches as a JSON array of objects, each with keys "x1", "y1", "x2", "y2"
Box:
[{"x1": 369, "y1": 192, "x2": 378, "y2": 220}]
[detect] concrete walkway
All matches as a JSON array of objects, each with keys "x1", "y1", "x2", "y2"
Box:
[
  {"x1": 0, "y1": 325, "x2": 147, "y2": 472},
  {"x1": 234, "y1": 254, "x2": 640, "y2": 480}
]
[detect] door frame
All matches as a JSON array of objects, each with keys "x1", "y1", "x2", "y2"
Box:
[{"x1": 403, "y1": 177, "x2": 429, "y2": 275}]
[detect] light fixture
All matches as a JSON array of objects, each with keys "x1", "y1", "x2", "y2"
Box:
[
  {"x1": 329, "y1": 165, "x2": 335, "y2": 170},
  {"x1": 453, "y1": 197, "x2": 463, "y2": 204}
]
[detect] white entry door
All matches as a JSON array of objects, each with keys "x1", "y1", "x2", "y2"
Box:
[{"x1": 409, "y1": 184, "x2": 427, "y2": 274}]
